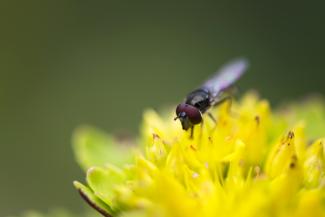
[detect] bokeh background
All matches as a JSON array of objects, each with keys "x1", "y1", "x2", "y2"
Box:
[{"x1": 1, "y1": 0, "x2": 324, "y2": 216}]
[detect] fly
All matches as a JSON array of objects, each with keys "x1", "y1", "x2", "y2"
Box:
[{"x1": 174, "y1": 59, "x2": 248, "y2": 134}]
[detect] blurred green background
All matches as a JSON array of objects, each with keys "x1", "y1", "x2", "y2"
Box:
[{"x1": 0, "y1": 0, "x2": 324, "y2": 216}]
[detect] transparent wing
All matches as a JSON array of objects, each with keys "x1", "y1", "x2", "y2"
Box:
[{"x1": 202, "y1": 58, "x2": 249, "y2": 97}]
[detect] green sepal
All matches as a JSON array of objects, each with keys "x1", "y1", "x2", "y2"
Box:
[
  {"x1": 73, "y1": 126, "x2": 133, "y2": 171},
  {"x1": 86, "y1": 165, "x2": 126, "y2": 211},
  {"x1": 73, "y1": 181, "x2": 113, "y2": 217}
]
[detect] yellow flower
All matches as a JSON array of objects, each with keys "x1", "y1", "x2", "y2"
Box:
[{"x1": 73, "y1": 92, "x2": 325, "y2": 217}]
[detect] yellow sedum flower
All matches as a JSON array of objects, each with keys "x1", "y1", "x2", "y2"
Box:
[{"x1": 73, "y1": 92, "x2": 325, "y2": 217}]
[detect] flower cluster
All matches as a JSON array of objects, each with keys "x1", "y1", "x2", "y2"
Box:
[{"x1": 73, "y1": 92, "x2": 325, "y2": 217}]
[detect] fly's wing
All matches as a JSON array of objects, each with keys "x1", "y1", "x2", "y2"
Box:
[{"x1": 202, "y1": 58, "x2": 248, "y2": 97}]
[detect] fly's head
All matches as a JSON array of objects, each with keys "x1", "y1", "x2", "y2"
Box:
[{"x1": 175, "y1": 103, "x2": 202, "y2": 130}]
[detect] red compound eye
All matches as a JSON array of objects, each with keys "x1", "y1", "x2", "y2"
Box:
[{"x1": 176, "y1": 103, "x2": 202, "y2": 124}]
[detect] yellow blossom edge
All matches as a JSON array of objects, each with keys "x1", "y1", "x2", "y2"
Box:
[{"x1": 74, "y1": 92, "x2": 325, "y2": 217}]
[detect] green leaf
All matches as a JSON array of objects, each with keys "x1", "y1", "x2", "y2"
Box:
[
  {"x1": 72, "y1": 126, "x2": 133, "y2": 171},
  {"x1": 73, "y1": 181, "x2": 113, "y2": 217}
]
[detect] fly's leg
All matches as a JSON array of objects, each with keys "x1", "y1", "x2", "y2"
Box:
[
  {"x1": 216, "y1": 96, "x2": 241, "y2": 118},
  {"x1": 189, "y1": 122, "x2": 204, "y2": 140},
  {"x1": 190, "y1": 126, "x2": 194, "y2": 139},
  {"x1": 207, "y1": 112, "x2": 217, "y2": 124},
  {"x1": 206, "y1": 96, "x2": 231, "y2": 128},
  {"x1": 207, "y1": 86, "x2": 238, "y2": 127},
  {"x1": 212, "y1": 94, "x2": 241, "y2": 122},
  {"x1": 215, "y1": 85, "x2": 239, "y2": 115},
  {"x1": 214, "y1": 95, "x2": 232, "y2": 107},
  {"x1": 225, "y1": 97, "x2": 233, "y2": 114},
  {"x1": 199, "y1": 118, "x2": 204, "y2": 140},
  {"x1": 213, "y1": 84, "x2": 237, "y2": 107},
  {"x1": 214, "y1": 95, "x2": 232, "y2": 114}
]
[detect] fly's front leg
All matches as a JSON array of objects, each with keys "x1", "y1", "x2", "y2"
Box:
[
  {"x1": 189, "y1": 122, "x2": 204, "y2": 140},
  {"x1": 200, "y1": 118, "x2": 204, "y2": 140},
  {"x1": 190, "y1": 126, "x2": 194, "y2": 139}
]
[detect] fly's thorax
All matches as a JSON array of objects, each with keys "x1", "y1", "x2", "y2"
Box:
[{"x1": 185, "y1": 88, "x2": 211, "y2": 113}]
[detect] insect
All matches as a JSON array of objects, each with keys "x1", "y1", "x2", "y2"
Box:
[{"x1": 174, "y1": 59, "x2": 248, "y2": 134}]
